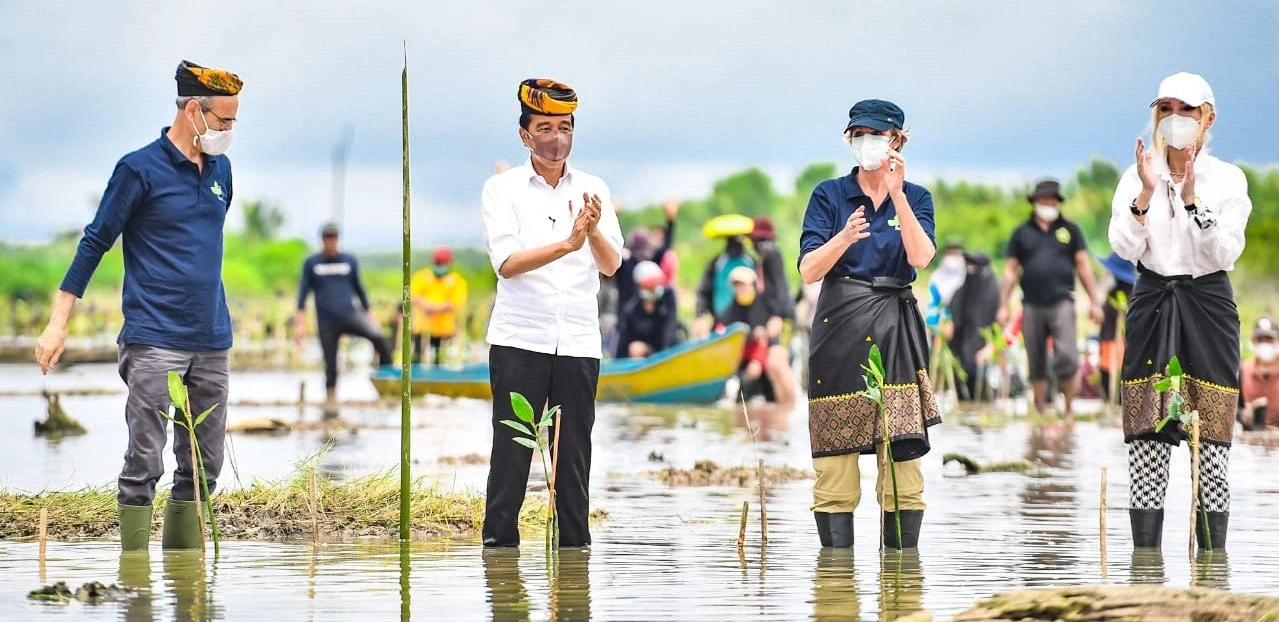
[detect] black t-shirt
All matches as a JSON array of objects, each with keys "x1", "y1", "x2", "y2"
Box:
[
  {"x1": 615, "y1": 289, "x2": 679, "y2": 357},
  {"x1": 1005, "y1": 216, "x2": 1087, "y2": 306},
  {"x1": 721, "y1": 298, "x2": 770, "y2": 330}
]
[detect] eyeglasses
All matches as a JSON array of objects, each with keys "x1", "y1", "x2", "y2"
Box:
[{"x1": 203, "y1": 109, "x2": 237, "y2": 129}]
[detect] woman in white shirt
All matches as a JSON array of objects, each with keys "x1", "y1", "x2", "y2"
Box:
[{"x1": 1109, "y1": 72, "x2": 1252, "y2": 551}]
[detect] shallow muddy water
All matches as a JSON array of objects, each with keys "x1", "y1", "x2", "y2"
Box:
[{"x1": 3, "y1": 362, "x2": 1279, "y2": 620}]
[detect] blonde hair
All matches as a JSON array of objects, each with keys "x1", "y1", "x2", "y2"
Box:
[
  {"x1": 1150, "y1": 101, "x2": 1214, "y2": 152},
  {"x1": 843, "y1": 127, "x2": 911, "y2": 151}
]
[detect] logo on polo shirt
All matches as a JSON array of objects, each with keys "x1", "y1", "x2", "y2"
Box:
[
  {"x1": 888, "y1": 215, "x2": 901, "y2": 231},
  {"x1": 1055, "y1": 227, "x2": 1071, "y2": 245},
  {"x1": 210, "y1": 181, "x2": 225, "y2": 203},
  {"x1": 314, "y1": 262, "x2": 352, "y2": 276}
]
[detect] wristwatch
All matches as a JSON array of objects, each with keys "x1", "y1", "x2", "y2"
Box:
[
  {"x1": 1184, "y1": 195, "x2": 1203, "y2": 212},
  {"x1": 1129, "y1": 199, "x2": 1149, "y2": 217}
]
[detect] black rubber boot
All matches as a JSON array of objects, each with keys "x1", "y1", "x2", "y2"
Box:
[
  {"x1": 814, "y1": 512, "x2": 853, "y2": 548},
  {"x1": 1195, "y1": 511, "x2": 1228, "y2": 550},
  {"x1": 1130, "y1": 508, "x2": 1164, "y2": 548},
  {"x1": 882, "y1": 510, "x2": 923, "y2": 549}
]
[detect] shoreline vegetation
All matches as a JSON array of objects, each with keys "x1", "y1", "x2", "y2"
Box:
[
  {"x1": 3, "y1": 160, "x2": 1278, "y2": 367},
  {"x1": 0, "y1": 468, "x2": 584, "y2": 542}
]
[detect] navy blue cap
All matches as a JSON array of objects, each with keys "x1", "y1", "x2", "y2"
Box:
[{"x1": 845, "y1": 99, "x2": 905, "y2": 133}]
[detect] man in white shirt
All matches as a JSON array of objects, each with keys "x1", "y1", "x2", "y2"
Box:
[{"x1": 480, "y1": 79, "x2": 623, "y2": 548}]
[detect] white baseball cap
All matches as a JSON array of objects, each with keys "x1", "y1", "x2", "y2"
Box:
[{"x1": 1150, "y1": 72, "x2": 1216, "y2": 109}]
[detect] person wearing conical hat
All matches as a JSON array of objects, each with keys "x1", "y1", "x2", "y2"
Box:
[
  {"x1": 34, "y1": 60, "x2": 243, "y2": 552},
  {"x1": 480, "y1": 79, "x2": 623, "y2": 548}
]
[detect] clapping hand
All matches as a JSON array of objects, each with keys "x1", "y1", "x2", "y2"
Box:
[{"x1": 1135, "y1": 137, "x2": 1159, "y2": 192}]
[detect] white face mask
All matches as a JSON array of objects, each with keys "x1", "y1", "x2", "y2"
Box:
[
  {"x1": 850, "y1": 134, "x2": 892, "y2": 171},
  {"x1": 191, "y1": 110, "x2": 235, "y2": 156},
  {"x1": 1157, "y1": 114, "x2": 1200, "y2": 150},
  {"x1": 1255, "y1": 342, "x2": 1278, "y2": 363},
  {"x1": 1034, "y1": 204, "x2": 1060, "y2": 222}
]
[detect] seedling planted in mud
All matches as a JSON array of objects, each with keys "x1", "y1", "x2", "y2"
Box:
[
  {"x1": 1150, "y1": 356, "x2": 1212, "y2": 554},
  {"x1": 857, "y1": 344, "x2": 903, "y2": 551},
  {"x1": 159, "y1": 370, "x2": 221, "y2": 555},
  {"x1": 501, "y1": 392, "x2": 561, "y2": 555}
]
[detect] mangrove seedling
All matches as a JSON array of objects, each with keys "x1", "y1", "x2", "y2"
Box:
[
  {"x1": 1150, "y1": 356, "x2": 1212, "y2": 553},
  {"x1": 159, "y1": 370, "x2": 221, "y2": 554},
  {"x1": 501, "y1": 391, "x2": 561, "y2": 555},
  {"x1": 858, "y1": 343, "x2": 902, "y2": 551}
]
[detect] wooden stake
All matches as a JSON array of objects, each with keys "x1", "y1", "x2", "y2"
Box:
[
  {"x1": 309, "y1": 467, "x2": 320, "y2": 543},
  {"x1": 1100, "y1": 468, "x2": 1108, "y2": 581},
  {"x1": 1190, "y1": 411, "x2": 1203, "y2": 559},
  {"x1": 737, "y1": 500, "x2": 749, "y2": 550},
  {"x1": 757, "y1": 459, "x2": 768, "y2": 546},
  {"x1": 38, "y1": 506, "x2": 47, "y2": 583},
  {"x1": 550, "y1": 407, "x2": 563, "y2": 549}
]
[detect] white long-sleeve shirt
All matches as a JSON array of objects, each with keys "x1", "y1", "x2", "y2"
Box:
[
  {"x1": 1108, "y1": 151, "x2": 1252, "y2": 278},
  {"x1": 481, "y1": 159, "x2": 624, "y2": 359}
]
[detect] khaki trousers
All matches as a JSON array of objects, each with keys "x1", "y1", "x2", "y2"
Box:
[{"x1": 811, "y1": 448, "x2": 925, "y2": 513}]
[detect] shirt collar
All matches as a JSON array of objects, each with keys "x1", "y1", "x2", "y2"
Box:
[
  {"x1": 841, "y1": 168, "x2": 868, "y2": 199},
  {"x1": 1155, "y1": 146, "x2": 1214, "y2": 184},
  {"x1": 523, "y1": 158, "x2": 574, "y2": 187},
  {"x1": 158, "y1": 127, "x2": 199, "y2": 168}
]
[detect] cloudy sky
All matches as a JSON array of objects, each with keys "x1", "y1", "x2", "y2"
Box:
[{"x1": 1, "y1": 1, "x2": 1275, "y2": 250}]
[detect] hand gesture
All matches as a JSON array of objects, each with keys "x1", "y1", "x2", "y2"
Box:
[
  {"x1": 839, "y1": 206, "x2": 870, "y2": 245},
  {"x1": 581, "y1": 193, "x2": 603, "y2": 231},
  {"x1": 34, "y1": 321, "x2": 67, "y2": 375},
  {"x1": 1135, "y1": 137, "x2": 1158, "y2": 191},
  {"x1": 1180, "y1": 145, "x2": 1199, "y2": 205},
  {"x1": 885, "y1": 149, "x2": 907, "y2": 190},
  {"x1": 662, "y1": 197, "x2": 680, "y2": 221},
  {"x1": 566, "y1": 202, "x2": 593, "y2": 251}
]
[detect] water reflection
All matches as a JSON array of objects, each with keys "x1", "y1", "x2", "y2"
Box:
[
  {"x1": 812, "y1": 548, "x2": 859, "y2": 621},
  {"x1": 878, "y1": 550, "x2": 925, "y2": 621},
  {"x1": 163, "y1": 550, "x2": 217, "y2": 621},
  {"x1": 483, "y1": 548, "x2": 530, "y2": 621},
  {"x1": 118, "y1": 551, "x2": 154, "y2": 622},
  {"x1": 399, "y1": 541, "x2": 411, "y2": 622},
  {"x1": 1019, "y1": 422, "x2": 1082, "y2": 577},
  {"x1": 1192, "y1": 551, "x2": 1230, "y2": 591},
  {"x1": 1129, "y1": 549, "x2": 1167, "y2": 585},
  {"x1": 551, "y1": 549, "x2": 592, "y2": 621}
]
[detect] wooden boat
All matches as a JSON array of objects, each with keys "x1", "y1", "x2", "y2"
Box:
[{"x1": 370, "y1": 324, "x2": 748, "y2": 404}]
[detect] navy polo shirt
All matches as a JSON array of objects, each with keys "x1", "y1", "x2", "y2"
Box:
[
  {"x1": 798, "y1": 169, "x2": 936, "y2": 283},
  {"x1": 297, "y1": 252, "x2": 370, "y2": 320},
  {"x1": 60, "y1": 128, "x2": 234, "y2": 350},
  {"x1": 1005, "y1": 215, "x2": 1087, "y2": 306}
]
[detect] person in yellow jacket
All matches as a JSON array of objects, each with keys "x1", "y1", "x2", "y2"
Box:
[{"x1": 410, "y1": 247, "x2": 469, "y2": 366}]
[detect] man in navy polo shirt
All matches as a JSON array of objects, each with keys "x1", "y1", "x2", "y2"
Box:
[
  {"x1": 34, "y1": 60, "x2": 243, "y2": 551},
  {"x1": 997, "y1": 179, "x2": 1104, "y2": 416}
]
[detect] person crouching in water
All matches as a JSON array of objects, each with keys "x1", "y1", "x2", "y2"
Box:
[
  {"x1": 798, "y1": 99, "x2": 940, "y2": 549},
  {"x1": 615, "y1": 260, "x2": 679, "y2": 359}
]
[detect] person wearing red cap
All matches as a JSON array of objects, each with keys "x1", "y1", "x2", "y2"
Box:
[
  {"x1": 410, "y1": 246, "x2": 469, "y2": 367},
  {"x1": 615, "y1": 260, "x2": 679, "y2": 359},
  {"x1": 1110, "y1": 72, "x2": 1252, "y2": 551},
  {"x1": 750, "y1": 216, "x2": 798, "y2": 405}
]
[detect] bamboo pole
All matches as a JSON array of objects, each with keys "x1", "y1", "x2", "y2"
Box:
[
  {"x1": 183, "y1": 398, "x2": 206, "y2": 555},
  {"x1": 1100, "y1": 468, "x2": 1108, "y2": 581},
  {"x1": 550, "y1": 408, "x2": 563, "y2": 549},
  {"x1": 398, "y1": 43, "x2": 413, "y2": 543},
  {"x1": 38, "y1": 506, "x2": 47, "y2": 583},
  {"x1": 309, "y1": 467, "x2": 320, "y2": 543},
  {"x1": 757, "y1": 459, "x2": 768, "y2": 547},
  {"x1": 1190, "y1": 411, "x2": 1205, "y2": 557},
  {"x1": 737, "y1": 500, "x2": 749, "y2": 550}
]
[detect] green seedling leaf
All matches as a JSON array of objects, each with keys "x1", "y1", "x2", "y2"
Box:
[
  {"x1": 512, "y1": 437, "x2": 539, "y2": 451},
  {"x1": 167, "y1": 371, "x2": 188, "y2": 414},
  {"x1": 1167, "y1": 356, "x2": 1183, "y2": 378},
  {"x1": 1154, "y1": 414, "x2": 1175, "y2": 433},
  {"x1": 193, "y1": 404, "x2": 219, "y2": 427},
  {"x1": 1153, "y1": 378, "x2": 1173, "y2": 393},
  {"x1": 542, "y1": 405, "x2": 562, "y2": 425},
  {"x1": 510, "y1": 392, "x2": 535, "y2": 424},
  {"x1": 499, "y1": 419, "x2": 534, "y2": 437}
]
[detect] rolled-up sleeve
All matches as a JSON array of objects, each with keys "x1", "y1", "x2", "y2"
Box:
[
  {"x1": 1194, "y1": 164, "x2": 1251, "y2": 271},
  {"x1": 798, "y1": 183, "x2": 836, "y2": 270},
  {"x1": 60, "y1": 161, "x2": 145, "y2": 297},
  {"x1": 481, "y1": 178, "x2": 522, "y2": 275},
  {"x1": 1108, "y1": 165, "x2": 1149, "y2": 262}
]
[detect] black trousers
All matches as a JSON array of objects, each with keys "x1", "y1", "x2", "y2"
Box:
[
  {"x1": 317, "y1": 312, "x2": 393, "y2": 389},
  {"x1": 411, "y1": 334, "x2": 447, "y2": 366},
  {"x1": 483, "y1": 345, "x2": 599, "y2": 547}
]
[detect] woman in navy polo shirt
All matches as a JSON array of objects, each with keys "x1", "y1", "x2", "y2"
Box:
[{"x1": 798, "y1": 99, "x2": 940, "y2": 549}]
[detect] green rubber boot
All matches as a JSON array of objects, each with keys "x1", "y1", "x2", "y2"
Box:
[
  {"x1": 118, "y1": 504, "x2": 153, "y2": 552},
  {"x1": 161, "y1": 500, "x2": 203, "y2": 550}
]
